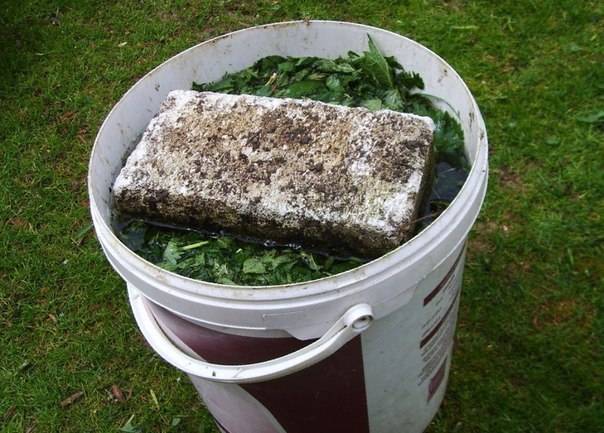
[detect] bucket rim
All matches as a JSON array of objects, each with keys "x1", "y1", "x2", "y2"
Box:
[{"x1": 89, "y1": 20, "x2": 488, "y2": 298}]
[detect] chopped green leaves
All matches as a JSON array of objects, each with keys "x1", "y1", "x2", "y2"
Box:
[{"x1": 118, "y1": 222, "x2": 363, "y2": 285}]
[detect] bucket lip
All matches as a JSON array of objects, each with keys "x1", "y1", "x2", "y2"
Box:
[{"x1": 89, "y1": 19, "x2": 488, "y2": 298}]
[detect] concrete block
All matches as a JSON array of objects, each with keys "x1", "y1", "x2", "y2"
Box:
[{"x1": 113, "y1": 90, "x2": 434, "y2": 256}]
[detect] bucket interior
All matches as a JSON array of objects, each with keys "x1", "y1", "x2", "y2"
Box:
[{"x1": 90, "y1": 21, "x2": 485, "y2": 230}]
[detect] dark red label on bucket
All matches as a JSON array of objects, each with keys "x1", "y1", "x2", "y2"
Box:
[
  {"x1": 428, "y1": 357, "x2": 448, "y2": 402},
  {"x1": 418, "y1": 249, "x2": 464, "y2": 393}
]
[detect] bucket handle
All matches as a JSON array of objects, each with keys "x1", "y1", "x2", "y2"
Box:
[{"x1": 128, "y1": 287, "x2": 373, "y2": 384}]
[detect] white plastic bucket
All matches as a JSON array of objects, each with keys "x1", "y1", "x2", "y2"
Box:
[{"x1": 89, "y1": 21, "x2": 488, "y2": 433}]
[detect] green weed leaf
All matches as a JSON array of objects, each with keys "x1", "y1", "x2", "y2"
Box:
[
  {"x1": 362, "y1": 35, "x2": 394, "y2": 88},
  {"x1": 242, "y1": 257, "x2": 266, "y2": 274},
  {"x1": 162, "y1": 240, "x2": 183, "y2": 265},
  {"x1": 284, "y1": 80, "x2": 325, "y2": 98},
  {"x1": 362, "y1": 98, "x2": 383, "y2": 111}
]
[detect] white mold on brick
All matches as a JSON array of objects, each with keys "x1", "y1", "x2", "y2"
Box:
[{"x1": 113, "y1": 90, "x2": 434, "y2": 256}]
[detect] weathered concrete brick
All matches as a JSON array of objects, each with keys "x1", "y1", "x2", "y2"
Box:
[{"x1": 113, "y1": 90, "x2": 434, "y2": 256}]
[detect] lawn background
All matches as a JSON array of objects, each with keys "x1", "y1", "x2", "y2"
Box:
[{"x1": 1, "y1": 1, "x2": 602, "y2": 432}]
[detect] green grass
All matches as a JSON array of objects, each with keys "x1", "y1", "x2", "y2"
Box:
[{"x1": 1, "y1": 1, "x2": 602, "y2": 432}]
